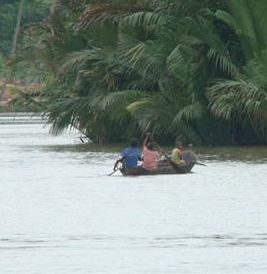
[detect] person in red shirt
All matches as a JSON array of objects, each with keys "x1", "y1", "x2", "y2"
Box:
[{"x1": 141, "y1": 133, "x2": 160, "y2": 171}]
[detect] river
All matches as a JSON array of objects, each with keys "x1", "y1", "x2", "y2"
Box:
[{"x1": 1, "y1": 114, "x2": 267, "y2": 273}]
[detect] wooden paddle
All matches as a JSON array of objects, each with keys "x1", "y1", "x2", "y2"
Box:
[
  {"x1": 108, "y1": 168, "x2": 119, "y2": 176},
  {"x1": 194, "y1": 161, "x2": 206, "y2": 166}
]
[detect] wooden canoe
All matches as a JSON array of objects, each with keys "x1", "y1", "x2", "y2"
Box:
[{"x1": 119, "y1": 160, "x2": 195, "y2": 176}]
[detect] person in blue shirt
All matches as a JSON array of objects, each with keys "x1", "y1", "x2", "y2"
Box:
[{"x1": 113, "y1": 137, "x2": 141, "y2": 170}]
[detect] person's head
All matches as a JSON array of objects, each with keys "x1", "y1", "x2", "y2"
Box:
[
  {"x1": 147, "y1": 142, "x2": 156, "y2": 150},
  {"x1": 130, "y1": 137, "x2": 138, "y2": 147},
  {"x1": 175, "y1": 139, "x2": 183, "y2": 149}
]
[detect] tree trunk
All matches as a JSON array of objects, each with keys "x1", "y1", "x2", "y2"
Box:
[{"x1": 11, "y1": 0, "x2": 25, "y2": 56}]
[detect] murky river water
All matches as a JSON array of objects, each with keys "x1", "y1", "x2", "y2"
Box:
[{"x1": 1, "y1": 115, "x2": 267, "y2": 273}]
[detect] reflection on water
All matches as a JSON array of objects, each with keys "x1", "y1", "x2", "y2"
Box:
[
  {"x1": 1, "y1": 115, "x2": 267, "y2": 274},
  {"x1": 0, "y1": 112, "x2": 44, "y2": 124},
  {"x1": 195, "y1": 146, "x2": 267, "y2": 163}
]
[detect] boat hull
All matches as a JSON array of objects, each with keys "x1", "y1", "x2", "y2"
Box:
[{"x1": 120, "y1": 160, "x2": 195, "y2": 176}]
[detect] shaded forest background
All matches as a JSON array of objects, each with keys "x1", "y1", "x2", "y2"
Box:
[{"x1": 1, "y1": 0, "x2": 267, "y2": 145}]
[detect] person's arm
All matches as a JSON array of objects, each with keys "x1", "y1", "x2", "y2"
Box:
[
  {"x1": 139, "y1": 149, "x2": 143, "y2": 161},
  {"x1": 143, "y1": 132, "x2": 152, "y2": 147},
  {"x1": 144, "y1": 132, "x2": 163, "y2": 154},
  {"x1": 170, "y1": 148, "x2": 178, "y2": 161},
  {"x1": 113, "y1": 149, "x2": 127, "y2": 171},
  {"x1": 178, "y1": 149, "x2": 183, "y2": 159},
  {"x1": 113, "y1": 156, "x2": 125, "y2": 171}
]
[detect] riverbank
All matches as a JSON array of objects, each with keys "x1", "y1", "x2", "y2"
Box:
[
  {"x1": 0, "y1": 80, "x2": 42, "y2": 111},
  {"x1": 0, "y1": 112, "x2": 266, "y2": 150}
]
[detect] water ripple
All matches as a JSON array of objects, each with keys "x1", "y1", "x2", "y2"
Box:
[{"x1": 1, "y1": 234, "x2": 267, "y2": 250}]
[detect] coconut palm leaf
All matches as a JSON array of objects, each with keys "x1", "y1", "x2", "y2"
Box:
[
  {"x1": 96, "y1": 90, "x2": 143, "y2": 109},
  {"x1": 216, "y1": 0, "x2": 267, "y2": 59},
  {"x1": 167, "y1": 44, "x2": 200, "y2": 85},
  {"x1": 208, "y1": 79, "x2": 267, "y2": 137},
  {"x1": 172, "y1": 102, "x2": 204, "y2": 122},
  {"x1": 206, "y1": 48, "x2": 238, "y2": 77},
  {"x1": 179, "y1": 14, "x2": 239, "y2": 77},
  {"x1": 57, "y1": 48, "x2": 98, "y2": 77},
  {"x1": 118, "y1": 34, "x2": 169, "y2": 82},
  {"x1": 127, "y1": 89, "x2": 204, "y2": 143},
  {"x1": 123, "y1": 11, "x2": 166, "y2": 34},
  {"x1": 77, "y1": 2, "x2": 143, "y2": 30}
]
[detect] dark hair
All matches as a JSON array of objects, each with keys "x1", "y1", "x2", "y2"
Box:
[
  {"x1": 130, "y1": 137, "x2": 138, "y2": 147},
  {"x1": 147, "y1": 142, "x2": 156, "y2": 150},
  {"x1": 175, "y1": 140, "x2": 183, "y2": 148}
]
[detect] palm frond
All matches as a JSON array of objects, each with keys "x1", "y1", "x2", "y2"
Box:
[
  {"x1": 180, "y1": 15, "x2": 239, "y2": 77},
  {"x1": 167, "y1": 44, "x2": 200, "y2": 84},
  {"x1": 97, "y1": 90, "x2": 143, "y2": 110},
  {"x1": 244, "y1": 51, "x2": 267, "y2": 87},
  {"x1": 118, "y1": 34, "x2": 168, "y2": 81},
  {"x1": 58, "y1": 48, "x2": 98, "y2": 76},
  {"x1": 172, "y1": 102, "x2": 204, "y2": 122},
  {"x1": 208, "y1": 79, "x2": 267, "y2": 122},
  {"x1": 127, "y1": 90, "x2": 204, "y2": 143},
  {"x1": 206, "y1": 48, "x2": 239, "y2": 77},
  {"x1": 44, "y1": 96, "x2": 92, "y2": 135},
  {"x1": 77, "y1": 3, "x2": 142, "y2": 30},
  {"x1": 216, "y1": 0, "x2": 267, "y2": 59},
  {"x1": 123, "y1": 11, "x2": 166, "y2": 34}
]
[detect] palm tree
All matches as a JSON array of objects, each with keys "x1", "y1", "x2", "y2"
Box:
[
  {"x1": 109, "y1": 1, "x2": 237, "y2": 143},
  {"x1": 207, "y1": 0, "x2": 267, "y2": 143},
  {"x1": 37, "y1": 0, "x2": 235, "y2": 143},
  {"x1": 11, "y1": 0, "x2": 25, "y2": 56},
  {"x1": 18, "y1": 0, "x2": 267, "y2": 144}
]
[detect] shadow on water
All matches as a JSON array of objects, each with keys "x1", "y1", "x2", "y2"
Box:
[
  {"x1": 194, "y1": 146, "x2": 267, "y2": 163},
  {"x1": 38, "y1": 143, "x2": 267, "y2": 164},
  {"x1": 38, "y1": 143, "x2": 125, "y2": 154},
  {"x1": 2, "y1": 114, "x2": 266, "y2": 163}
]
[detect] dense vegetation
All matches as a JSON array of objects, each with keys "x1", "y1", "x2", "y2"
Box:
[
  {"x1": 1, "y1": 0, "x2": 267, "y2": 145},
  {"x1": 0, "y1": 0, "x2": 50, "y2": 78}
]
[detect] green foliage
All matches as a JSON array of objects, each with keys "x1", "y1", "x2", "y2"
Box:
[
  {"x1": 0, "y1": 54, "x2": 5, "y2": 76},
  {"x1": 208, "y1": 0, "x2": 267, "y2": 143},
  {"x1": 10, "y1": 0, "x2": 267, "y2": 145},
  {"x1": 0, "y1": 0, "x2": 51, "y2": 56},
  {"x1": 0, "y1": 2, "x2": 17, "y2": 55}
]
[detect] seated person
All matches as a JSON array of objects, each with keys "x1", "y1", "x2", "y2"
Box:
[
  {"x1": 171, "y1": 139, "x2": 186, "y2": 165},
  {"x1": 141, "y1": 133, "x2": 160, "y2": 171},
  {"x1": 114, "y1": 137, "x2": 141, "y2": 170}
]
